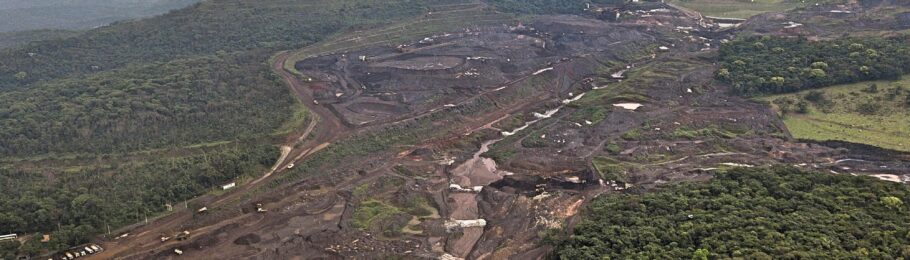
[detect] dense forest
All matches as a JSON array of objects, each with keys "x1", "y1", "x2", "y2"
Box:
[
  {"x1": 0, "y1": 51, "x2": 291, "y2": 157},
  {"x1": 717, "y1": 36, "x2": 910, "y2": 95},
  {"x1": 0, "y1": 30, "x2": 81, "y2": 50},
  {"x1": 0, "y1": 143, "x2": 276, "y2": 257},
  {"x1": 555, "y1": 167, "x2": 910, "y2": 259}
]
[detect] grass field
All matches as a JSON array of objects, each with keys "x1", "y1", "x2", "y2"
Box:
[
  {"x1": 669, "y1": 0, "x2": 817, "y2": 19},
  {"x1": 764, "y1": 77, "x2": 910, "y2": 152}
]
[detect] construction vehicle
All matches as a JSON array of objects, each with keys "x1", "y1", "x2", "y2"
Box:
[
  {"x1": 175, "y1": 231, "x2": 191, "y2": 241},
  {"x1": 256, "y1": 203, "x2": 267, "y2": 213}
]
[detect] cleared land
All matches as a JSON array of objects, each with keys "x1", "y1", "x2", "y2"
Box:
[{"x1": 765, "y1": 77, "x2": 910, "y2": 152}]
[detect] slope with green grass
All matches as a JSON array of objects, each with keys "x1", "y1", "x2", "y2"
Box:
[
  {"x1": 669, "y1": 0, "x2": 829, "y2": 19},
  {"x1": 764, "y1": 77, "x2": 910, "y2": 152}
]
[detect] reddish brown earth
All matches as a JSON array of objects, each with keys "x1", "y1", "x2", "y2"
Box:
[{"x1": 87, "y1": 3, "x2": 910, "y2": 259}]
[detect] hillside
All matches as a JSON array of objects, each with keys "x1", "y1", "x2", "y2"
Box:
[{"x1": 764, "y1": 77, "x2": 910, "y2": 152}]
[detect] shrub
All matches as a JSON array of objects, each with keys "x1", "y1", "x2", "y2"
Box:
[{"x1": 856, "y1": 103, "x2": 881, "y2": 115}]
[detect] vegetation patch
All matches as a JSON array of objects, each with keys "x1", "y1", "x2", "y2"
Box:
[
  {"x1": 670, "y1": 125, "x2": 740, "y2": 140},
  {"x1": 273, "y1": 103, "x2": 310, "y2": 136},
  {"x1": 351, "y1": 199, "x2": 403, "y2": 230},
  {"x1": 592, "y1": 157, "x2": 629, "y2": 183},
  {"x1": 556, "y1": 167, "x2": 910, "y2": 259},
  {"x1": 621, "y1": 129, "x2": 643, "y2": 141},
  {"x1": 349, "y1": 176, "x2": 435, "y2": 237},
  {"x1": 764, "y1": 77, "x2": 910, "y2": 151},
  {"x1": 566, "y1": 107, "x2": 607, "y2": 126}
]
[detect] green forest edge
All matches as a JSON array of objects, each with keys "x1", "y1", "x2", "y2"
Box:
[{"x1": 553, "y1": 166, "x2": 910, "y2": 259}]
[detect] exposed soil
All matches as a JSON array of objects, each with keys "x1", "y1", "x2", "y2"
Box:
[{"x1": 89, "y1": 2, "x2": 910, "y2": 259}]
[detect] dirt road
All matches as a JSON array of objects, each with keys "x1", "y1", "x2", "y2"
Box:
[{"x1": 87, "y1": 52, "x2": 348, "y2": 260}]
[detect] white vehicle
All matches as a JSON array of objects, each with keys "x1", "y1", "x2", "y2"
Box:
[
  {"x1": 197, "y1": 207, "x2": 208, "y2": 213},
  {"x1": 286, "y1": 163, "x2": 295, "y2": 169},
  {"x1": 90, "y1": 245, "x2": 102, "y2": 252},
  {"x1": 84, "y1": 247, "x2": 94, "y2": 254},
  {"x1": 256, "y1": 203, "x2": 267, "y2": 213},
  {"x1": 174, "y1": 249, "x2": 184, "y2": 255}
]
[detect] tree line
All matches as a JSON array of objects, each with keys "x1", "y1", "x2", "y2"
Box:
[{"x1": 717, "y1": 36, "x2": 910, "y2": 95}]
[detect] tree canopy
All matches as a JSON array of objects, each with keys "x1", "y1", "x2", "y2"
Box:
[
  {"x1": 717, "y1": 36, "x2": 910, "y2": 95},
  {"x1": 556, "y1": 167, "x2": 910, "y2": 259}
]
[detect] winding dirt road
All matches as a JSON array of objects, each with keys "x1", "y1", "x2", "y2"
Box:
[{"x1": 86, "y1": 52, "x2": 348, "y2": 260}]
